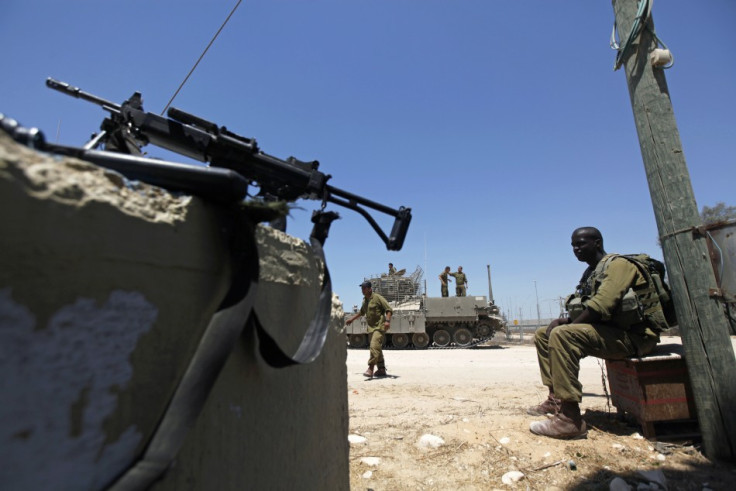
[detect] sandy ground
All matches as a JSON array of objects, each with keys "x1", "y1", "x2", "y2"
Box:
[{"x1": 347, "y1": 336, "x2": 736, "y2": 490}]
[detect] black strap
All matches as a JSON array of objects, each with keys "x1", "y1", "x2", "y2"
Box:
[
  {"x1": 107, "y1": 211, "x2": 337, "y2": 490},
  {"x1": 254, "y1": 233, "x2": 334, "y2": 368},
  {"x1": 107, "y1": 212, "x2": 259, "y2": 491}
]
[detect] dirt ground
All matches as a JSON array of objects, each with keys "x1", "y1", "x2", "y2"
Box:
[{"x1": 347, "y1": 336, "x2": 736, "y2": 490}]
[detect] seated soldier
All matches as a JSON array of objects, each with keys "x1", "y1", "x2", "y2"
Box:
[{"x1": 528, "y1": 227, "x2": 668, "y2": 439}]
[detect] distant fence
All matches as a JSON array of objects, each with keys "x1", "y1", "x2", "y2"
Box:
[{"x1": 504, "y1": 317, "x2": 557, "y2": 333}]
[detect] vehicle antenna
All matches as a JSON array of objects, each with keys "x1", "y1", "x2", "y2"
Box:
[{"x1": 161, "y1": 0, "x2": 243, "y2": 115}]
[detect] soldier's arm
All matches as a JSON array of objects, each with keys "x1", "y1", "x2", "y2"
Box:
[
  {"x1": 586, "y1": 259, "x2": 638, "y2": 322},
  {"x1": 382, "y1": 298, "x2": 393, "y2": 329},
  {"x1": 546, "y1": 308, "x2": 602, "y2": 335},
  {"x1": 347, "y1": 303, "x2": 367, "y2": 325}
]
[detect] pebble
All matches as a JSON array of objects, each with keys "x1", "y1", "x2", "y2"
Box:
[
  {"x1": 348, "y1": 434, "x2": 367, "y2": 445},
  {"x1": 362, "y1": 471, "x2": 373, "y2": 479},
  {"x1": 609, "y1": 476, "x2": 632, "y2": 491},
  {"x1": 360, "y1": 457, "x2": 381, "y2": 467},
  {"x1": 501, "y1": 470, "x2": 525, "y2": 485},
  {"x1": 499, "y1": 437, "x2": 510, "y2": 445},
  {"x1": 637, "y1": 469, "x2": 667, "y2": 488},
  {"x1": 417, "y1": 434, "x2": 445, "y2": 449}
]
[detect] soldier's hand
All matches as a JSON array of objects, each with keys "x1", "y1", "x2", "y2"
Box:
[{"x1": 545, "y1": 317, "x2": 570, "y2": 337}]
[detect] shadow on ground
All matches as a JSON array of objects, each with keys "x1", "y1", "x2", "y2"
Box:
[
  {"x1": 566, "y1": 462, "x2": 732, "y2": 491},
  {"x1": 583, "y1": 409, "x2": 643, "y2": 438}
]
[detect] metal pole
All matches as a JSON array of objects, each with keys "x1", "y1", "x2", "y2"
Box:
[
  {"x1": 534, "y1": 280, "x2": 541, "y2": 330},
  {"x1": 518, "y1": 307, "x2": 523, "y2": 341},
  {"x1": 486, "y1": 264, "x2": 494, "y2": 303}
]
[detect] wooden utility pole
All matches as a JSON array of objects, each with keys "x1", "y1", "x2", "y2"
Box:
[{"x1": 612, "y1": 0, "x2": 736, "y2": 461}]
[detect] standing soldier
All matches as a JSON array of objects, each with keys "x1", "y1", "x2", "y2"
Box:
[
  {"x1": 388, "y1": 262, "x2": 397, "y2": 275},
  {"x1": 449, "y1": 266, "x2": 468, "y2": 297},
  {"x1": 346, "y1": 281, "x2": 393, "y2": 378},
  {"x1": 438, "y1": 266, "x2": 452, "y2": 297}
]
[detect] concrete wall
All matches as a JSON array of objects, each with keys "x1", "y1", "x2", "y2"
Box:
[
  {"x1": 0, "y1": 132, "x2": 349, "y2": 490},
  {"x1": 152, "y1": 228, "x2": 349, "y2": 490}
]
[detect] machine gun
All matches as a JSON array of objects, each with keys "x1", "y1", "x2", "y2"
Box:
[{"x1": 3, "y1": 78, "x2": 412, "y2": 250}]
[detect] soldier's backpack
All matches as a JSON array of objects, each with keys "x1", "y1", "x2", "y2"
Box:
[{"x1": 603, "y1": 254, "x2": 677, "y2": 329}]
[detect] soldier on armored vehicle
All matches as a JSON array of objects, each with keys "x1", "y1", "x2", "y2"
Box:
[
  {"x1": 345, "y1": 267, "x2": 506, "y2": 349},
  {"x1": 438, "y1": 266, "x2": 452, "y2": 297}
]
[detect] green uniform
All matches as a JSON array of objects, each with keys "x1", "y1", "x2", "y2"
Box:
[
  {"x1": 439, "y1": 272, "x2": 450, "y2": 297},
  {"x1": 534, "y1": 255, "x2": 665, "y2": 403},
  {"x1": 388, "y1": 265, "x2": 397, "y2": 275},
  {"x1": 449, "y1": 271, "x2": 467, "y2": 296},
  {"x1": 359, "y1": 292, "x2": 393, "y2": 368}
]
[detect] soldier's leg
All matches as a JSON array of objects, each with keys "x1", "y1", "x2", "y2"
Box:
[
  {"x1": 369, "y1": 330, "x2": 386, "y2": 369},
  {"x1": 527, "y1": 326, "x2": 561, "y2": 416},
  {"x1": 530, "y1": 323, "x2": 634, "y2": 438},
  {"x1": 441, "y1": 285, "x2": 448, "y2": 297},
  {"x1": 548, "y1": 323, "x2": 635, "y2": 403},
  {"x1": 533, "y1": 326, "x2": 553, "y2": 389}
]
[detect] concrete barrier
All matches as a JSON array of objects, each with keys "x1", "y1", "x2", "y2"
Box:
[{"x1": 0, "y1": 132, "x2": 348, "y2": 490}]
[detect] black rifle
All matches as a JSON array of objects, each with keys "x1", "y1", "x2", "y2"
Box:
[{"x1": 6, "y1": 78, "x2": 412, "y2": 250}]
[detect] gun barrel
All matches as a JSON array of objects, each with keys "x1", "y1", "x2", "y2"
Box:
[{"x1": 46, "y1": 78, "x2": 121, "y2": 112}]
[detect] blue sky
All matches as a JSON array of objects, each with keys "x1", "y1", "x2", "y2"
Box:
[{"x1": 2, "y1": 1, "x2": 734, "y2": 321}]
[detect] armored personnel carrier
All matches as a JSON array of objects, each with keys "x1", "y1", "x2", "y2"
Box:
[{"x1": 346, "y1": 267, "x2": 506, "y2": 349}]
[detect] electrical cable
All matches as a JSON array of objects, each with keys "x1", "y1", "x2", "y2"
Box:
[
  {"x1": 611, "y1": 0, "x2": 650, "y2": 70},
  {"x1": 610, "y1": 0, "x2": 673, "y2": 71}
]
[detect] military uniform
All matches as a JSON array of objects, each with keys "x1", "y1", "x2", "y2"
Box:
[
  {"x1": 534, "y1": 255, "x2": 666, "y2": 403},
  {"x1": 359, "y1": 292, "x2": 393, "y2": 370},
  {"x1": 439, "y1": 271, "x2": 450, "y2": 297},
  {"x1": 449, "y1": 271, "x2": 467, "y2": 297},
  {"x1": 388, "y1": 264, "x2": 397, "y2": 275}
]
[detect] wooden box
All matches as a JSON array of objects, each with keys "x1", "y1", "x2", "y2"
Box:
[{"x1": 605, "y1": 343, "x2": 697, "y2": 438}]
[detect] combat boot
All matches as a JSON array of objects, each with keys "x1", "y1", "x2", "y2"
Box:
[
  {"x1": 529, "y1": 401, "x2": 587, "y2": 439},
  {"x1": 374, "y1": 367, "x2": 387, "y2": 377},
  {"x1": 526, "y1": 393, "x2": 561, "y2": 416},
  {"x1": 363, "y1": 365, "x2": 374, "y2": 378}
]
